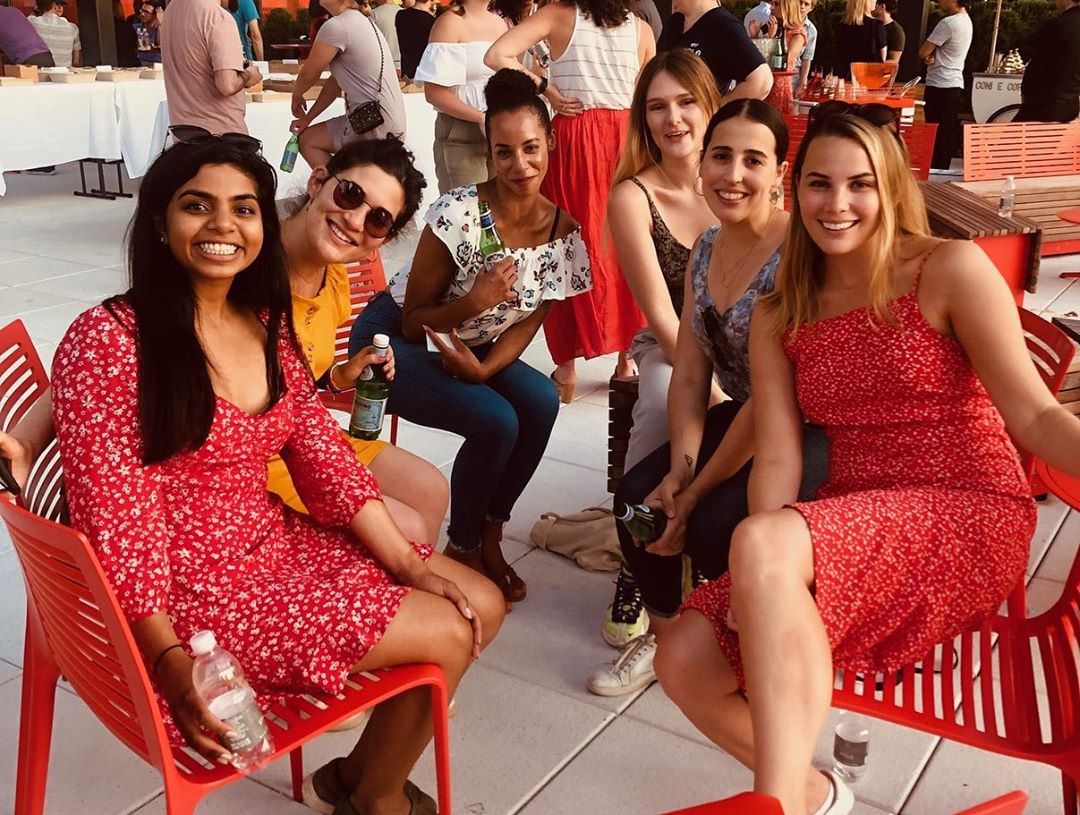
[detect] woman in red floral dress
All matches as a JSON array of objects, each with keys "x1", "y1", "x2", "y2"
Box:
[
  {"x1": 51, "y1": 139, "x2": 505, "y2": 815},
  {"x1": 654, "y1": 104, "x2": 1080, "y2": 815}
]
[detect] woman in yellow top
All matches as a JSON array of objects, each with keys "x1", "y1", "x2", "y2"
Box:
[{"x1": 272, "y1": 137, "x2": 449, "y2": 544}]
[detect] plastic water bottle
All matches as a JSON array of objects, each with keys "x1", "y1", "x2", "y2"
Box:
[
  {"x1": 832, "y1": 712, "x2": 870, "y2": 781},
  {"x1": 190, "y1": 630, "x2": 274, "y2": 773},
  {"x1": 349, "y1": 333, "x2": 391, "y2": 441},
  {"x1": 998, "y1": 175, "x2": 1015, "y2": 217},
  {"x1": 280, "y1": 132, "x2": 300, "y2": 174}
]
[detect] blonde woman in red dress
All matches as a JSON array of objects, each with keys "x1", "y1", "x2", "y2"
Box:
[
  {"x1": 655, "y1": 104, "x2": 1080, "y2": 814},
  {"x1": 51, "y1": 139, "x2": 504, "y2": 815},
  {"x1": 485, "y1": 0, "x2": 655, "y2": 399}
]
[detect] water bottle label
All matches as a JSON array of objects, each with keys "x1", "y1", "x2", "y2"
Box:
[
  {"x1": 350, "y1": 396, "x2": 387, "y2": 434},
  {"x1": 833, "y1": 733, "x2": 868, "y2": 767},
  {"x1": 221, "y1": 703, "x2": 268, "y2": 753}
]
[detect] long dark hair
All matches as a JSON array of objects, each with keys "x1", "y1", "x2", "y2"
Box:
[
  {"x1": 111, "y1": 141, "x2": 293, "y2": 465},
  {"x1": 567, "y1": 0, "x2": 630, "y2": 29}
]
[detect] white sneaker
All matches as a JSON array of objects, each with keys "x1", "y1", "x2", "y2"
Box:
[
  {"x1": 586, "y1": 634, "x2": 657, "y2": 697},
  {"x1": 811, "y1": 769, "x2": 855, "y2": 815}
]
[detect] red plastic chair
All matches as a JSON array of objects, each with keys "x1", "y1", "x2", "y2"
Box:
[
  {"x1": 320, "y1": 251, "x2": 400, "y2": 445},
  {"x1": 0, "y1": 321, "x2": 453, "y2": 815},
  {"x1": 0, "y1": 319, "x2": 49, "y2": 436},
  {"x1": 1017, "y1": 309, "x2": 1076, "y2": 489},
  {"x1": 660, "y1": 790, "x2": 1027, "y2": 815},
  {"x1": 957, "y1": 790, "x2": 1030, "y2": 814}
]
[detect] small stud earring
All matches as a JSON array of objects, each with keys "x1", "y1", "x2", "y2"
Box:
[
  {"x1": 770, "y1": 185, "x2": 782, "y2": 208},
  {"x1": 159, "y1": 234, "x2": 168, "y2": 245}
]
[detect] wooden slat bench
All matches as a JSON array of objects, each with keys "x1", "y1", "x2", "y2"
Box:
[{"x1": 920, "y1": 181, "x2": 1042, "y2": 303}]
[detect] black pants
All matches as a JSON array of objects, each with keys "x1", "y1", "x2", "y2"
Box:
[
  {"x1": 924, "y1": 85, "x2": 965, "y2": 170},
  {"x1": 23, "y1": 51, "x2": 55, "y2": 67},
  {"x1": 615, "y1": 401, "x2": 829, "y2": 617},
  {"x1": 1015, "y1": 98, "x2": 1080, "y2": 124}
]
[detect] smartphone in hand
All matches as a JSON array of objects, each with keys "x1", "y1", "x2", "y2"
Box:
[{"x1": 0, "y1": 457, "x2": 20, "y2": 497}]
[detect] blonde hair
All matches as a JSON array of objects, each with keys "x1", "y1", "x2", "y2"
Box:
[
  {"x1": 780, "y1": 0, "x2": 804, "y2": 27},
  {"x1": 842, "y1": 0, "x2": 869, "y2": 24},
  {"x1": 612, "y1": 51, "x2": 722, "y2": 187},
  {"x1": 764, "y1": 115, "x2": 930, "y2": 333}
]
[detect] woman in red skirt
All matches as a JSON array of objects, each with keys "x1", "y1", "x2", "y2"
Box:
[{"x1": 486, "y1": 0, "x2": 655, "y2": 400}]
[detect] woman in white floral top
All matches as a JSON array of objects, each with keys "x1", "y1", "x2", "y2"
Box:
[{"x1": 351, "y1": 69, "x2": 591, "y2": 604}]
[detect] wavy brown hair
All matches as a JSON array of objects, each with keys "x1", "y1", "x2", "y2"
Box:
[
  {"x1": 763, "y1": 113, "x2": 930, "y2": 334},
  {"x1": 562, "y1": 0, "x2": 630, "y2": 29}
]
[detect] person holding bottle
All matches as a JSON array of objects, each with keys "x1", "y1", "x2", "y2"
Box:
[
  {"x1": 485, "y1": 0, "x2": 656, "y2": 398},
  {"x1": 349, "y1": 69, "x2": 591, "y2": 605},
  {"x1": 50, "y1": 138, "x2": 505, "y2": 815},
  {"x1": 273, "y1": 137, "x2": 450, "y2": 546},
  {"x1": 655, "y1": 101, "x2": 1080, "y2": 815},
  {"x1": 598, "y1": 50, "x2": 721, "y2": 649},
  {"x1": 589, "y1": 99, "x2": 828, "y2": 698}
]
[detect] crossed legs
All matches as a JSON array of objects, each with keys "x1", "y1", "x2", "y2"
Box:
[{"x1": 655, "y1": 509, "x2": 833, "y2": 815}]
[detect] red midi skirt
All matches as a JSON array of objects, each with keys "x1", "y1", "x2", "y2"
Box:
[{"x1": 541, "y1": 108, "x2": 644, "y2": 363}]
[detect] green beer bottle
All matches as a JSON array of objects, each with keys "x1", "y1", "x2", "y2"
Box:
[
  {"x1": 477, "y1": 200, "x2": 509, "y2": 268},
  {"x1": 349, "y1": 334, "x2": 391, "y2": 441},
  {"x1": 614, "y1": 502, "x2": 667, "y2": 545}
]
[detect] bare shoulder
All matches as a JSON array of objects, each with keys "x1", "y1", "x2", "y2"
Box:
[
  {"x1": 919, "y1": 238, "x2": 999, "y2": 291},
  {"x1": 608, "y1": 177, "x2": 650, "y2": 215},
  {"x1": 428, "y1": 10, "x2": 464, "y2": 41},
  {"x1": 554, "y1": 206, "x2": 581, "y2": 240}
]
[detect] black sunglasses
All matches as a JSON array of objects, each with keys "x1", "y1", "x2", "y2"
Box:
[
  {"x1": 330, "y1": 176, "x2": 396, "y2": 239},
  {"x1": 807, "y1": 101, "x2": 902, "y2": 138},
  {"x1": 169, "y1": 125, "x2": 263, "y2": 154}
]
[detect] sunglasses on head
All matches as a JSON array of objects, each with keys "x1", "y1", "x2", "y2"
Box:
[
  {"x1": 329, "y1": 176, "x2": 396, "y2": 239},
  {"x1": 169, "y1": 125, "x2": 263, "y2": 154},
  {"x1": 807, "y1": 101, "x2": 902, "y2": 137}
]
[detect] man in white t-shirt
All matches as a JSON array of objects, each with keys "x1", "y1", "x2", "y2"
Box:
[
  {"x1": 919, "y1": 0, "x2": 972, "y2": 170},
  {"x1": 28, "y1": 0, "x2": 80, "y2": 67}
]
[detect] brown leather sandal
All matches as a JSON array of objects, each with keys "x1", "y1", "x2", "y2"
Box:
[
  {"x1": 330, "y1": 780, "x2": 437, "y2": 815},
  {"x1": 481, "y1": 520, "x2": 527, "y2": 603}
]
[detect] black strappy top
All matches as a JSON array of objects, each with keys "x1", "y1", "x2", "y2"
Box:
[{"x1": 628, "y1": 176, "x2": 690, "y2": 315}]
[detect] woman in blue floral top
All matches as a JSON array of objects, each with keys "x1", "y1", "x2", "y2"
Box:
[{"x1": 351, "y1": 69, "x2": 591, "y2": 605}]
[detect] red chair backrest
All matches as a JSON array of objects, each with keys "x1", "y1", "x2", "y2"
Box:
[
  {"x1": 658, "y1": 792, "x2": 784, "y2": 815},
  {"x1": 0, "y1": 319, "x2": 49, "y2": 435},
  {"x1": 333, "y1": 253, "x2": 388, "y2": 366},
  {"x1": 781, "y1": 115, "x2": 938, "y2": 208},
  {"x1": 0, "y1": 471, "x2": 177, "y2": 776}
]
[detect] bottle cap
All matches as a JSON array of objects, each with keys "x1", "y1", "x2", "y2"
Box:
[
  {"x1": 189, "y1": 630, "x2": 217, "y2": 656},
  {"x1": 613, "y1": 502, "x2": 633, "y2": 521},
  {"x1": 373, "y1": 333, "x2": 390, "y2": 349}
]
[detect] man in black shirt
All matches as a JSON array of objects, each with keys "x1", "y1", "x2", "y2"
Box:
[
  {"x1": 1016, "y1": 0, "x2": 1080, "y2": 123},
  {"x1": 872, "y1": 0, "x2": 905, "y2": 61},
  {"x1": 395, "y1": 0, "x2": 434, "y2": 81},
  {"x1": 658, "y1": 0, "x2": 772, "y2": 99}
]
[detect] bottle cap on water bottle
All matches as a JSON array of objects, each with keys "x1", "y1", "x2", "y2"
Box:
[
  {"x1": 373, "y1": 333, "x2": 390, "y2": 350},
  {"x1": 189, "y1": 630, "x2": 217, "y2": 656}
]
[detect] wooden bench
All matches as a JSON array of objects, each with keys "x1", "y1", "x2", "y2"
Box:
[
  {"x1": 920, "y1": 181, "x2": 1042, "y2": 303},
  {"x1": 962, "y1": 122, "x2": 1080, "y2": 257}
]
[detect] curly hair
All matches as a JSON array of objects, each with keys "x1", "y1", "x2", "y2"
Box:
[{"x1": 564, "y1": 0, "x2": 631, "y2": 29}]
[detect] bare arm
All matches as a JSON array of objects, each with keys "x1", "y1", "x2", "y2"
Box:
[
  {"x1": 746, "y1": 303, "x2": 803, "y2": 514},
  {"x1": 608, "y1": 181, "x2": 680, "y2": 361},
  {"x1": 0, "y1": 388, "x2": 55, "y2": 489},
  {"x1": 475, "y1": 303, "x2": 551, "y2": 379},
  {"x1": 636, "y1": 17, "x2": 655, "y2": 71},
  {"x1": 400, "y1": 226, "x2": 492, "y2": 342},
  {"x1": 799, "y1": 56, "x2": 812, "y2": 91},
  {"x1": 298, "y1": 74, "x2": 342, "y2": 125},
  {"x1": 213, "y1": 68, "x2": 247, "y2": 96},
  {"x1": 727, "y1": 63, "x2": 773, "y2": 101},
  {"x1": 248, "y1": 19, "x2": 264, "y2": 61},
  {"x1": 424, "y1": 82, "x2": 484, "y2": 125},
  {"x1": 918, "y1": 39, "x2": 936, "y2": 63},
  {"x1": 786, "y1": 33, "x2": 805, "y2": 72},
  {"x1": 294, "y1": 41, "x2": 338, "y2": 99},
  {"x1": 73, "y1": 48, "x2": 82, "y2": 67},
  {"x1": 938, "y1": 241, "x2": 1080, "y2": 477},
  {"x1": 484, "y1": 3, "x2": 555, "y2": 80}
]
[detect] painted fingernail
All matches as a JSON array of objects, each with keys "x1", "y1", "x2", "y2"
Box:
[{"x1": 464, "y1": 606, "x2": 474, "y2": 619}]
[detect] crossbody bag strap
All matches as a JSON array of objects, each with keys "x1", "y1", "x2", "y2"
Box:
[{"x1": 367, "y1": 13, "x2": 384, "y2": 107}]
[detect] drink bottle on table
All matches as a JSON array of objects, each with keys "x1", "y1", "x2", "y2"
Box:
[
  {"x1": 349, "y1": 333, "x2": 391, "y2": 441},
  {"x1": 614, "y1": 502, "x2": 667, "y2": 545},
  {"x1": 190, "y1": 630, "x2": 274, "y2": 772}
]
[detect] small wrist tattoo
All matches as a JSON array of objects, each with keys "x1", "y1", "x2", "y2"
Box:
[{"x1": 684, "y1": 454, "x2": 694, "y2": 470}]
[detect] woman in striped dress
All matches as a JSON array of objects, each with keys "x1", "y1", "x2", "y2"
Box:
[{"x1": 486, "y1": 0, "x2": 655, "y2": 399}]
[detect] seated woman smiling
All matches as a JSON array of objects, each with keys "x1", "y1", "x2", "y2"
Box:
[
  {"x1": 51, "y1": 139, "x2": 504, "y2": 815},
  {"x1": 349, "y1": 68, "x2": 591, "y2": 605}
]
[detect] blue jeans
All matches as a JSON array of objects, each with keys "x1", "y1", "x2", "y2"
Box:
[{"x1": 350, "y1": 293, "x2": 560, "y2": 552}]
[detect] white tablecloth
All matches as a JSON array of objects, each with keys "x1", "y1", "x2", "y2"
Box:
[{"x1": 0, "y1": 82, "x2": 123, "y2": 194}]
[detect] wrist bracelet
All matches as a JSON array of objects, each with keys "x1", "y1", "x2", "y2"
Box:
[
  {"x1": 326, "y1": 361, "x2": 352, "y2": 394},
  {"x1": 152, "y1": 643, "x2": 184, "y2": 674}
]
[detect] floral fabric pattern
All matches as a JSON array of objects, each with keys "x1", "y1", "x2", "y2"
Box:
[
  {"x1": 688, "y1": 224, "x2": 780, "y2": 402},
  {"x1": 52, "y1": 302, "x2": 431, "y2": 744},
  {"x1": 389, "y1": 185, "x2": 592, "y2": 346}
]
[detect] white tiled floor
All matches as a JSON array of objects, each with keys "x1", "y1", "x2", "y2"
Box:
[{"x1": 0, "y1": 163, "x2": 1077, "y2": 814}]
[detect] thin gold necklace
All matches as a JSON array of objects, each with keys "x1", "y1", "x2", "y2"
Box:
[{"x1": 715, "y1": 210, "x2": 777, "y2": 288}]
